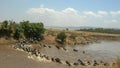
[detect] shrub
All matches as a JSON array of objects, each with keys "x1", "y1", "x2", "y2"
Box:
[
  {"x1": 0, "y1": 20, "x2": 45, "y2": 41},
  {"x1": 20, "y1": 21, "x2": 45, "y2": 41},
  {"x1": 56, "y1": 32, "x2": 67, "y2": 44},
  {"x1": 13, "y1": 27, "x2": 22, "y2": 40}
]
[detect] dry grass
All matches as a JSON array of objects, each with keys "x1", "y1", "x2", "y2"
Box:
[{"x1": 46, "y1": 29, "x2": 120, "y2": 37}]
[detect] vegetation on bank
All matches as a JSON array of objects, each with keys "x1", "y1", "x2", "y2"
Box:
[
  {"x1": 0, "y1": 20, "x2": 45, "y2": 41},
  {"x1": 0, "y1": 20, "x2": 67, "y2": 44},
  {"x1": 56, "y1": 32, "x2": 67, "y2": 44},
  {"x1": 78, "y1": 28, "x2": 120, "y2": 34}
]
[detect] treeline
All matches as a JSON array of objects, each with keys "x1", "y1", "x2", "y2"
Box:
[
  {"x1": 0, "y1": 20, "x2": 45, "y2": 40},
  {"x1": 78, "y1": 28, "x2": 120, "y2": 34},
  {"x1": 0, "y1": 20, "x2": 67, "y2": 44}
]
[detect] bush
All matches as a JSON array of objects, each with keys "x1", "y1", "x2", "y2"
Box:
[
  {"x1": 0, "y1": 20, "x2": 17, "y2": 37},
  {"x1": 56, "y1": 32, "x2": 67, "y2": 44},
  {"x1": 20, "y1": 21, "x2": 45, "y2": 41},
  {"x1": 13, "y1": 27, "x2": 22, "y2": 40},
  {"x1": 0, "y1": 20, "x2": 45, "y2": 41}
]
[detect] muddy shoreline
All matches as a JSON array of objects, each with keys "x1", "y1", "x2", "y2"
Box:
[
  {"x1": 0, "y1": 30, "x2": 120, "y2": 68},
  {"x1": 0, "y1": 41, "x2": 119, "y2": 68},
  {"x1": 10, "y1": 40, "x2": 119, "y2": 68}
]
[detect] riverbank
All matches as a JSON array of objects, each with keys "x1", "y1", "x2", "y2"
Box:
[
  {"x1": 41, "y1": 29, "x2": 120, "y2": 45},
  {"x1": 0, "y1": 29, "x2": 120, "y2": 46}
]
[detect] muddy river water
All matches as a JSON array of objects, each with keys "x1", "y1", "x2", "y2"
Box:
[{"x1": 0, "y1": 41, "x2": 120, "y2": 68}]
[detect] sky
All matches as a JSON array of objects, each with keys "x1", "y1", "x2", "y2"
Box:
[{"x1": 0, "y1": 0, "x2": 120, "y2": 28}]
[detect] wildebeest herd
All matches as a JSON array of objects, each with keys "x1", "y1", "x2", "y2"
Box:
[{"x1": 12, "y1": 40, "x2": 112, "y2": 67}]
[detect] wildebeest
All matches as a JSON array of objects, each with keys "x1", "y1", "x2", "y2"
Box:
[
  {"x1": 55, "y1": 58, "x2": 61, "y2": 63},
  {"x1": 65, "y1": 61, "x2": 71, "y2": 66},
  {"x1": 73, "y1": 62, "x2": 79, "y2": 66},
  {"x1": 51, "y1": 57, "x2": 55, "y2": 62},
  {"x1": 78, "y1": 59, "x2": 85, "y2": 66},
  {"x1": 48, "y1": 46, "x2": 51, "y2": 48},
  {"x1": 93, "y1": 60, "x2": 99, "y2": 66},
  {"x1": 73, "y1": 49, "x2": 78, "y2": 52},
  {"x1": 55, "y1": 45, "x2": 60, "y2": 49}
]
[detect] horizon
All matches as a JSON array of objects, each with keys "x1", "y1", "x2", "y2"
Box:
[{"x1": 0, "y1": 0, "x2": 120, "y2": 28}]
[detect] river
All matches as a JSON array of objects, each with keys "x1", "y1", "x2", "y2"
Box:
[{"x1": 0, "y1": 41, "x2": 120, "y2": 68}]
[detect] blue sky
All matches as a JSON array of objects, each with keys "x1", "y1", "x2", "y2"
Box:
[{"x1": 0, "y1": 0, "x2": 120, "y2": 28}]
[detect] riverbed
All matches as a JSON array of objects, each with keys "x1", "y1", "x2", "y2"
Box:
[{"x1": 0, "y1": 41, "x2": 120, "y2": 68}]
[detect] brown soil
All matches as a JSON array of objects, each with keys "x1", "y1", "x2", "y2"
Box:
[{"x1": 0, "y1": 38, "x2": 16, "y2": 45}]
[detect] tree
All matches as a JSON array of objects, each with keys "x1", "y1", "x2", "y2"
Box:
[
  {"x1": 20, "y1": 21, "x2": 45, "y2": 41},
  {"x1": 1, "y1": 20, "x2": 8, "y2": 28},
  {"x1": 0, "y1": 20, "x2": 11, "y2": 37},
  {"x1": 13, "y1": 27, "x2": 21, "y2": 40},
  {"x1": 0, "y1": 20, "x2": 45, "y2": 41},
  {"x1": 56, "y1": 32, "x2": 67, "y2": 44}
]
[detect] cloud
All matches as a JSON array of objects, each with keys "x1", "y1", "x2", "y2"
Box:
[
  {"x1": 83, "y1": 11, "x2": 108, "y2": 17},
  {"x1": 26, "y1": 7, "x2": 120, "y2": 28},
  {"x1": 27, "y1": 7, "x2": 84, "y2": 26},
  {"x1": 98, "y1": 11, "x2": 108, "y2": 15},
  {"x1": 83, "y1": 11, "x2": 101, "y2": 17},
  {"x1": 110, "y1": 11, "x2": 120, "y2": 15},
  {"x1": 104, "y1": 19, "x2": 118, "y2": 24}
]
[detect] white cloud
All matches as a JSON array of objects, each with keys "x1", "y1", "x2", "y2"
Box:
[
  {"x1": 83, "y1": 11, "x2": 101, "y2": 17},
  {"x1": 110, "y1": 11, "x2": 120, "y2": 15},
  {"x1": 98, "y1": 11, "x2": 108, "y2": 15},
  {"x1": 27, "y1": 7, "x2": 84, "y2": 26},
  {"x1": 26, "y1": 7, "x2": 120, "y2": 28},
  {"x1": 62, "y1": 8, "x2": 78, "y2": 14},
  {"x1": 83, "y1": 11, "x2": 108, "y2": 17},
  {"x1": 104, "y1": 19, "x2": 118, "y2": 24}
]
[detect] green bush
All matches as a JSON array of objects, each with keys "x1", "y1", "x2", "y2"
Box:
[
  {"x1": 20, "y1": 21, "x2": 45, "y2": 41},
  {"x1": 56, "y1": 32, "x2": 67, "y2": 44},
  {"x1": 0, "y1": 20, "x2": 45, "y2": 41},
  {"x1": 13, "y1": 27, "x2": 22, "y2": 40}
]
